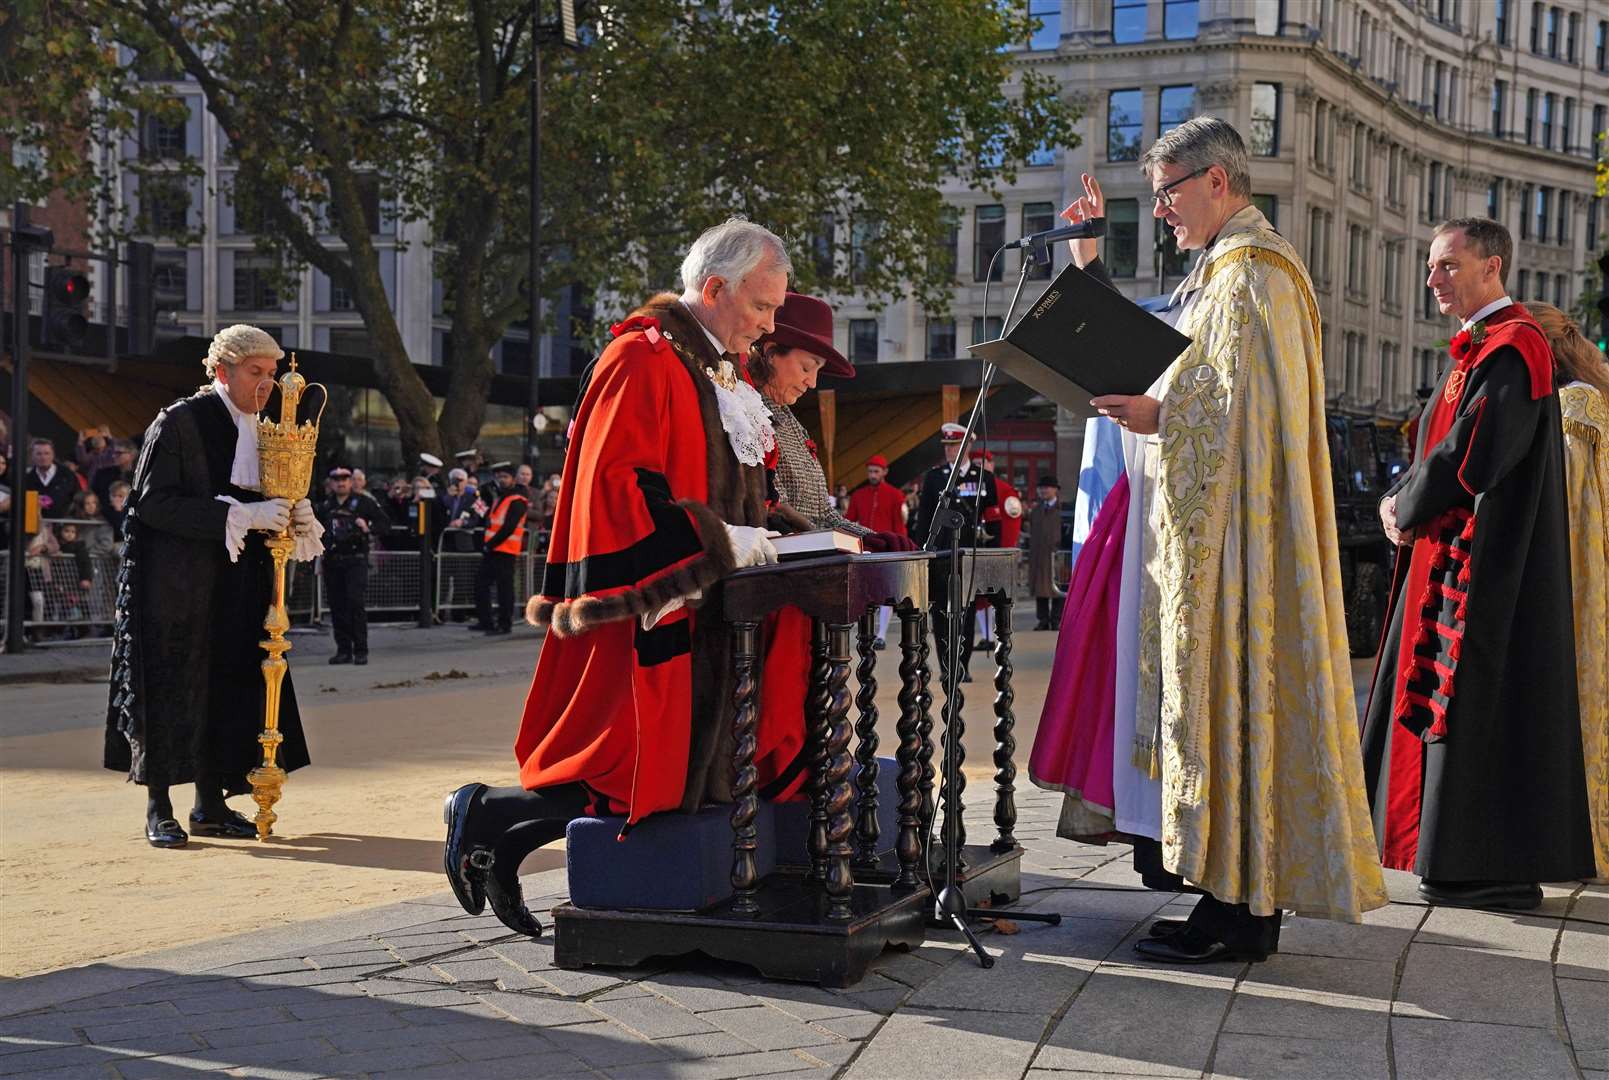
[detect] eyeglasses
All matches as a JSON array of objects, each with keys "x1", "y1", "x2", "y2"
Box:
[{"x1": 1150, "y1": 167, "x2": 1210, "y2": 211}]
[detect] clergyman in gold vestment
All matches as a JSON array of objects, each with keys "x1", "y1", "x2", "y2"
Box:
[{"x1": 1074, "y1": 117, "x2": 1387, "y2": 964}]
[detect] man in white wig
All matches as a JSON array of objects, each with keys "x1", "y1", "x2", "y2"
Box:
[{"x1": 104, "y1": 325, "x2": 325, "y2": 848}]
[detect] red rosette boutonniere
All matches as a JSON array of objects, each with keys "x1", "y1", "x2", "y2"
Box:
[{"x1": 804, "y1": 438, "x2": 819, "y2": 460}]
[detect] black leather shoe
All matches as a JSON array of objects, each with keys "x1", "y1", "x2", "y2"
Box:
[
  {"x1": 329, "y1": 652, "x2": 353, "y2": 665},
  {"x1": 1418, "y1": 879, "x2": 1543, "y2": 911},
  {"x1": 1147, "y1": 917, "x2": 1188, "y2": 939},
  {"x1": 146, "y1": 817, "x2": 188, "y2": 848},
  {"x1": 443, "y1": 784, "x2": 488, "y2": 915},
  {"x1": 353, "y1": 654, "x2": 369, "y2": 666},
  {"x1": 481, "y1": 858, "x2": 543, "y2": 937},
  {"x1": 465, "y1": 623, "x2": 490, "y2": 631},
  {"x1": 1033, "y1": 622, "x2": 1050, "y2": 631},
  {"x1": 188, "y1": 808, "x2": 259, "y2": 839},
  {"x1": 1133, "y1": 926, "x2": 1268, "y2": 964}
]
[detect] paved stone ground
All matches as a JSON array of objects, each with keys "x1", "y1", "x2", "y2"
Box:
[{"x1": 2, "y1": 787, "x2": 1605, "y2": 1080}]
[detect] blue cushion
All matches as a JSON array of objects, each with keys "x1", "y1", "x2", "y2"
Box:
[
  {"x1": 774, "y1": 756, "x2": 902, "y2": 865},
  {"x1": 565, "y1": 801, "x2": 777, "y2": 912}
]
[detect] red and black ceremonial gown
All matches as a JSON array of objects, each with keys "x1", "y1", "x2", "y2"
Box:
[
  {"x1": 518, "y1": 294, "x2": 810, "y2": 827},
  {"x1": 1360, "y1": 302, "x2": 1595, "y2": 882}
]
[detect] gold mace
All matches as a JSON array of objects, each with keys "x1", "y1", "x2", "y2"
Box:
[{"x1": 249, "y1": 354, "x2": 325, "y2": 839}]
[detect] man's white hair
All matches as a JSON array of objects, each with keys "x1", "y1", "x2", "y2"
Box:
[
  {"x1": 679, "y1": 217, "x2": 792, "y2": 299},
  {"x1": 205, "y1": 324, "x2": 284, "y2": 378}
]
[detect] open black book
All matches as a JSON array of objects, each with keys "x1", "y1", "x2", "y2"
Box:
[{"x1": 967, "y1": 263, "x2": 1192, "y2": 409}]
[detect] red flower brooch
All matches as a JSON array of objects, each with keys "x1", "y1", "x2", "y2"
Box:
[
  {"x1": 1448, "y1": 321, "x2": 1486, "y2": 362},
  {"x1": 804, "y1": 438, "x2": 819, "y2": 460}
]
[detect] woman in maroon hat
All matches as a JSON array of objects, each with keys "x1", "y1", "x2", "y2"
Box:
[{"x1": 749, "y1": 292, "x2": 915, "y2": 554}]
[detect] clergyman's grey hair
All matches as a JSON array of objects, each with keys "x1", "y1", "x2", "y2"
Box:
[
  {"x1": 679, "y1": 217, "x2": 793, "y2": 298},
  {"x1": 1141, "y1": 115, "x2": 1252, "y2": 199}
]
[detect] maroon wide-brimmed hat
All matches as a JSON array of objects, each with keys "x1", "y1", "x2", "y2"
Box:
[{"x1": 760, "y1": 292, "x2": 853, "y2": 379}]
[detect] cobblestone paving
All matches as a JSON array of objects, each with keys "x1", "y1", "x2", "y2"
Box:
[{"x1": 2, "y1": 788, "x2": 1605, "y2": 1079}]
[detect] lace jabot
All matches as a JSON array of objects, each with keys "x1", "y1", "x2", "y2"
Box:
[{"x1": 712, "y1": 376, "x2": 776, "y2": 467}]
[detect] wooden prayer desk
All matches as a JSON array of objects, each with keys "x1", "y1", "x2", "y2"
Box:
[{"x1": 552, "y1": 551, "x2": 938, "y2": 987}]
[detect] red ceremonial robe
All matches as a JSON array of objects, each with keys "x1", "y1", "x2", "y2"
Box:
[{"x1": 519, "y1": 295, "x2": 810, "y2": 827}]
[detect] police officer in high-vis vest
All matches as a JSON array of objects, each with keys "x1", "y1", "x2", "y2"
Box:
[{"x1": 474, "y1": 462, "x2": 528, "y2": 635}]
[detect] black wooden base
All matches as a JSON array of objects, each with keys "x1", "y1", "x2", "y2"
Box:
[{"x1": 551, "y1": 874, "x2": 931, "y2": 988}]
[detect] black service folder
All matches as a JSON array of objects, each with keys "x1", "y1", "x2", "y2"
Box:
[{"x1": 967, "y1": 263, "x2": 1192, "y2": 409}]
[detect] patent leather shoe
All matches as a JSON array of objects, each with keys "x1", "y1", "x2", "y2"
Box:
[
  {"x1": 353, "y1": 654, "x2": 369, "y2": 666},
  {"x1": 1132, "y1": 926, "x2": 1268, "y2": 964},
  {"x1": 146, "y1": 817, "x2": 188, "y2": 848},
  {"x1": 1146, "y1": 917, "x2": 1188, "y2": 939},
  {"x1": 188, "y1": 808, "x2": 259, "y2": 839},
  {"x1": 329, "y1": 652, "x2": 353, "y2": 665},
  {"x1": 442, "y1": 783, "x2": 488, "y2": 915},
  {"x1": 1418, "y1": 879, "x2": 1543, "y2": 911},
  {"x1": 480, "y1": 857, "x2": 544, "y2": 937}
]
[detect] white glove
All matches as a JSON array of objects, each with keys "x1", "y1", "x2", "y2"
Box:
[
  {"x1": 724, "y1": 523, "x2": 778, "y2": 568},
  {"x1": 245, "y1": 498, "x2": 292, "y2": 533},
  {"x1": 292, "y1": 498, "x2": 317, "y2": 532}
]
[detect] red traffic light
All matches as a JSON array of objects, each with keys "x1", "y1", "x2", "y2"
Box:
[
  {"x1": 44, "y1": 265, "x2": 91, "y2": 347},
  {"x1": 48, "y1": 268, "x2": 89, "y2": 304}
]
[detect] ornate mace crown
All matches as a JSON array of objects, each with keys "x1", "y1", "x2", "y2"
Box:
[{"x1": 256, "y1": 355, "x2": 326, "y2": 503}]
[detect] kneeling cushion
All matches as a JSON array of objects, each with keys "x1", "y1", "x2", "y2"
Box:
[{"x1": 565, "y1": 801, "x2": 778, "y2": 912}]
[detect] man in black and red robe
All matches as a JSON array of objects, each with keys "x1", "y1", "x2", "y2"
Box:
[{"x1": 1361, "y1": 217, "x2": 1595, "y2": 910}]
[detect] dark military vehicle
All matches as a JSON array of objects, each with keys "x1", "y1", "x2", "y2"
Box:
[{"x1": 1327, "y1": 414, "x2": 1405, "y2": 657}]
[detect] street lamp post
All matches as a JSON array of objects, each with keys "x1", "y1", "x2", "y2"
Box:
[{"x1": 524, "y1": 0, "x2": 543, "y2": 468}]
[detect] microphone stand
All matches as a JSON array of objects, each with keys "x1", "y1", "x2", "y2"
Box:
[{"x1": 923, "y1": 237, "x2": 1062, "y2": 969}]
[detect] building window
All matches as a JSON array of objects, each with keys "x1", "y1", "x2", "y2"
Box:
[
  {"x1": 142, "y1": 176, "x2": 189, "y2": 235},
  {"x1": 1520, "y1": 184, "x2": 1534, "y2": 238},
  {"x1": 1426, "y1": 162, "x2": 1443, "y2": 221},
  {"x1": 931, "y1": 208, "x2": 959, "y2": 279},
  {"x1": 330, "y1": 281, "x2": 354, "y2": 312},
  {"x1": 1028, "y1": 0, "x2": 1059, "y2": 49},
  {"x1": 1164, "y1": 0, "x2": 1199, "y2": 40},
  {"x1": 1433, "y1": 60, "x2": 1446, "y2": 120},
  {"x1": 1159, "y1": 85, "x2": 1196, "y2": 136},
  {"x1": 1107, "y1": 89, "x2": 1143, "y2": 162},
  {"x1": 1252, "y1": 193, "x2": 1278, "y2": 229},
  {"x1": 1557, "y1": 191, "x2": 1570, "y2": 244},
  {"x1": 1554, "y1": 273, "x2": 1567, "y2": 306},
  {"x1": 1488, "y1": 178, "x2": 1503, "y2": 221},
  {"x1": 1350, "y1": 124, "x2": 1368, "y2": 189},
  {"x1": 1497, "y1": 0, "x2": 1510, "y2": 45},
  {"x1": 1346, "y1": 224, "x2": 1369, "y2": 295},
  {"x1": 851, "y1": 217, "x2": 881, "y2": 285},
  {"x1": 849, "y1": 319, "x2": 879, "y2": 364},
  {"x1": 970, "y1": 316, "x2": 1004, "y2": 344},
  {"x1": 1589, "y1": 198, "x2": 1600, "y2": 247},
  {"x1": 1599, "y1": 20, "x2": 1608, "y2": 70},
  {"x1": 232, "y1": 254, "x2": 281, "y2": 311},
  {"x1": 1113, "y1": 0, "x2": 1146, "y2": 44},
  {"x1": 1249, "y1": 83, "x2": 1280, "y2": 156},
  {"x1": 1308, "y1": 207, "x2": 1332, "y2": 286},
  {"x1": 1313, "y1": 101, "x2": 1331, "y2": 168},
  {"x1": 1526, "y1": 88, "x2": 1538, "y2": 144},
  {"x1": 1518, "y1": 269, "x2": 1531, "y2": 299},
  {"x1": 974, "y1": 206, "x2": 1004, "y2": 282},
  {"x1": 152, "y1": 250, "x2": 188, "y2": 315},
  {"x1": 812, "y1": 214, "x2": 836, "y2": 280},
  {"x1": 1564, "y1": 98, "x2": 1576, "y2": 152},
  {"x1": 1536, "y1": 186, "x2": 1551, "y2": 242},
  {"x1": 1492, "y1": 80, "x2": 1508, "y2": 136},
  {"x1": 1547, "y1": 5, "x2": 1560, "y2": 57},
  {"x1": 1254, "y1": 0, "x2": 1282, "y2": 36},
  {"x1": 1568, "y1": 12, "x2": 1580, "y2": 61},
  {"x1": 1027, "y1": 141, "x2": 1057, "y2": 167},
  {"x1": 925, "y1": 318, "x2": 956, "y2": 360},
  {"x1": 1542, "y1": 92, "x2": 1556, "y2": 148},
  {"x1": 1107, "y1": 198, "x2": 1140, "y2": 278},
  {"x1": 1595, "y1": 105, "x2": 1607, "y2": 148},
  {"x1": 140, "y1": 107, "x2": 187, "y2": 160},
  {"x1": 1160, "y1": 231, "x2": 1190, "y2": 278},
  {"x1": 1388, "y1": 145, "x2": 1403, "y2": 205},
  {"x1": 1422, "y1": 248, "x2": 1439, "y2": 319},
  {"x1": 1022, "y1": 202, "x2": 1055, "y2": 280},
  {"x1": 1531, "y1": 3, "x2": 1542, "y2": 52},
  {"x1": 1383, "y1": 239, "x2": 1401, "y2": 308},
  {"x1": 328, "y1": 328, "x2": 370, "y2": 359}
]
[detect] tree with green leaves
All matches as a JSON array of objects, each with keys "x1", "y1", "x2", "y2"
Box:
[{"x1": 2, "y1": 0, "x2": 1078, "y2": 463}]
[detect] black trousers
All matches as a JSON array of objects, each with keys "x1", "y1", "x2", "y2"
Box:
[
  {"x1": 1134, "y1": 837, "x2": 1282, "y2": 954},
  {"x1": 1035, "y1": 596, "x2": 1065, "y2": 627},
  {"x1": 475, "y1": 551, "x2": 517, "y2": 630},
  {"x1": 475, "y1": 782, "x2": 591, "y2": 873},
  {"x1": 930, "y1": 597, "x2": 975, "y2": 683},
  {"x1": 324, "y1": 555, "x2": 369, "y2": 656}
]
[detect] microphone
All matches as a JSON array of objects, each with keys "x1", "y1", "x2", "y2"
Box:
[{"x1": 1003, "y1": 218, "x2": 1106, "y2": 249}]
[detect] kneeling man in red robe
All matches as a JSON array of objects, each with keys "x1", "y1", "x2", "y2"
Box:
[{"x1": 443, "y1": 219, "x2": 811, "y2": 934}]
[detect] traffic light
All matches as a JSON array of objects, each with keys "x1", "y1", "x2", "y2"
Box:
[{"x1": 42, "y1": 265, "x2": 90, "y2": 347}]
